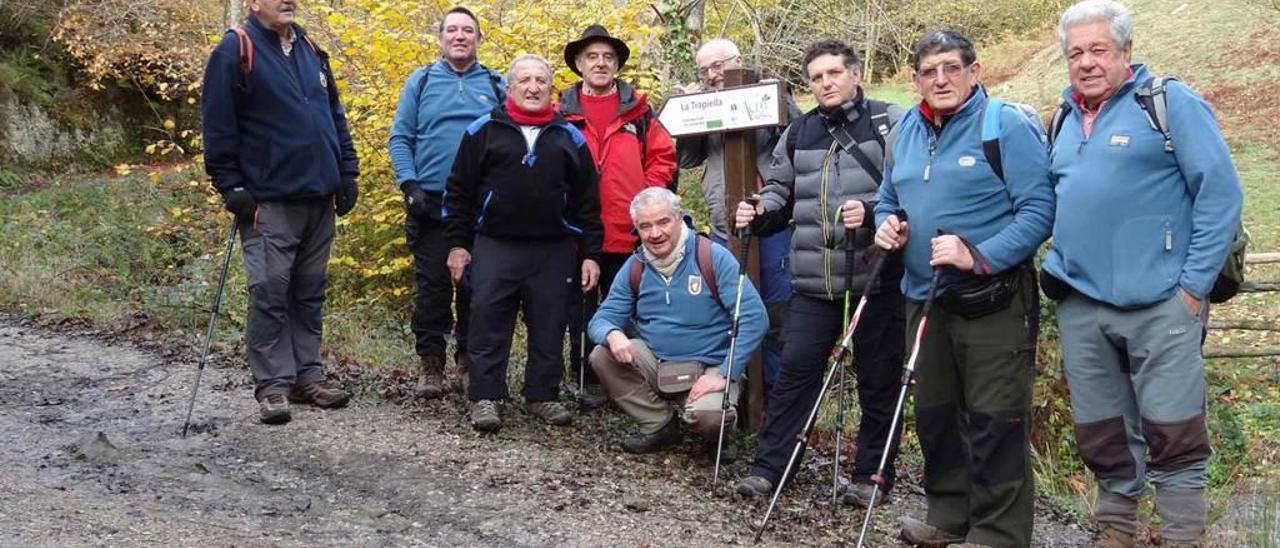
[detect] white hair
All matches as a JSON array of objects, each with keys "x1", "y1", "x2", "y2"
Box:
[
  {"x1": 696, "y1": 38, "x2": 740, "y2": 60},
  {"x1": 506, "y1": 54, "x2": 552, "y2": 85},
  {"x1": 1058, "y1": 0, "x2": 1135, "y2": 56},
  {"x1": 629, "y1": 187, "x2": 682, "y2": 223}
]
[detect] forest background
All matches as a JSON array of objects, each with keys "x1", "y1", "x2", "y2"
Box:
[{"x1": 1, "y1": 0, "x2": 1278, "y2": 539}]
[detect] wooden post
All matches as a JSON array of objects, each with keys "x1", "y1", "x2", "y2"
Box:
[{"x1": 721, "y1": 67, "x2": 766, "y2": 429}]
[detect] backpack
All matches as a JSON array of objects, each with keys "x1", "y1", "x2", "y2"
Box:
[
  {"x1": 980, "y1": 98, "x2": 1048, "y2": 182},
  {"x1": 1048, "y1": 76, "x2": 1249, "y2": 303},
  {"x1": 414, "y1": 61, "x2": 506, "y2": 107},
  {"x1": 785, "y1": 100, "x2": 891, "y2": 182},
  {"x1": 229, "y1": 26, "x2": 331, "y2": 98},
  {"x1": 628, "y1": 234, "x2": 723, "y2": 309}
]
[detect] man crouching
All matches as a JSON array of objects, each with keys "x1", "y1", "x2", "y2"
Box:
[{"x1": 588, "y1": 187, "x2": 767, "y2": 455}]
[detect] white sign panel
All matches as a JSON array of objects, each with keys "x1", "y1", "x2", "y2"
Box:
[{"x1": 657, "y1": 81, "x2": 787, "y2": 138}]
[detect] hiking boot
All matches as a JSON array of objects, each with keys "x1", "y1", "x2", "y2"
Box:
[
  {"x1": 258, "y1": 394, "x2": 292, "y2": 425},
  {"x1": 525, "y1": 400, "x2": 573, "y2": 426},
  {"x1": 577, "y1": 383, "x2": 607, "y2": 409},
  {"x1": 452, "y1": 350, "x2": 471, "y2": 391},
  {"x1": 470, "y1": 399, "x2": 501, "y2": 432},
  {"x1": 840, "y1": 482, "x2": 891, "y2": 508},
  {"x1": 1089, "y1": 526, "x2": 1135, "y2": 548},
  {"x1": 735, "y1": 475, "x2": 774, "y2": 498},
  {"x1": 900, "y1": 516, "x2": 965, "y2": 547},
  {"x1": 415, "y1": 356, "x2": 446, "y2": 399},
  {"x1": 703, "y1": 429, "x2": 737, "y2": 462},
  {"x1": 290, "y1": 381, "x2": 350, "y2": 408},
  {"x1": 947, "y1": 544, "x2": 993, "y2": 548},
  {"x1": 621, "y1": 418, "x2": 681, "y2": 454}
]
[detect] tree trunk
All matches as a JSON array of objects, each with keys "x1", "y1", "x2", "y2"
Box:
[
  {"x1": 1204, "y1": 347, "x2": 1280, "y2": 359},
  {"x1": 1246, "y1": 252, "x2": 1280, "y2": 264},
  {"x1": 1208, "y1": 319, "x2": 1280, "y2": 332},
  {"x1": 226, "y1": 0, "x2": 241, "y2": 29},
  {"x1": 685, "y1": 0, "x2": 705, "y2": 43}
]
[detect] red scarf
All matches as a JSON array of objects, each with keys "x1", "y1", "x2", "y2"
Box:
[{"x1": 505, "y1": 96, "x2": 556, "y2": 126}]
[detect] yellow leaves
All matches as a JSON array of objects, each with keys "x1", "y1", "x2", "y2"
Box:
[{"x1": 114, "y1": 164, "x2": 134, "y2": 176}]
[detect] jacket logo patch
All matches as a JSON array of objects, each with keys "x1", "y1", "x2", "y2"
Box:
[
  {"x1": 1109, "y1": 134, "x2": 1131, "y2": 147},
  {"x1": 957, "y1": 155, "x2": 976, "y2": 167},
  {"x1": 623, "y1": 122, "x2": 638, "y2": 135},
  {"x1": 687, "y1": 275, "x2": 703, "y2": 296},
  {"x1": 319, "y1": 71, "x2": 327, "y2": 89}
]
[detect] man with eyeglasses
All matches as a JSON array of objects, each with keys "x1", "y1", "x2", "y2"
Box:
[
  {"x1": 731, "y1": 39, "x2": 907, "y2": 510},
  {"x1": 873, "y1": 30, "x2": 1053, "y2": 546},
  {"x1": 560, "y1": 24, "x2": 678, "y2": 409},
  {"x1": 673, "y1": 38, "x2": 800, "y2": 407}
]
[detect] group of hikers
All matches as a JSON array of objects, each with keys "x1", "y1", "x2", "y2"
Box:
[{"x1": 199, "y1": 0, "x2": 1243, "y2": 546}]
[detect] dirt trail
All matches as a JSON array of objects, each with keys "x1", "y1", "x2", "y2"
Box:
[{"x1": 0, "y1": 318, "x2": 1092, "y2": 547}]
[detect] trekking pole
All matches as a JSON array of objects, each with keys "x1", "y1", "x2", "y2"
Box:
[
  {"x1": 831, "y1": 225, "x2": 857, "y2": 510},
  {"x1": 754, "y1": 250, "x2": 892, "y2": 543},
  {"x1": 856, "y1": 239, "x2": 945, "y2": 547},
  {"x1": 713, "y1": 224, "x2": 751, "y2": 490},
  {"x1": 181, "y1": 220, "x2": 238, "y2": 438}
]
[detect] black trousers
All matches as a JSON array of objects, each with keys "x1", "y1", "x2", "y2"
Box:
[
  {"x1": 749, "y1": 291, "x2": 906, "y2": 489},
  {"x1": 566, "y1": 252, "x2": 629, "y2": 385},
  {"x1": 406, "y1": 195, "x2": 470, "y2": 360},
  {"x1": 467, "y1": 235, "x2": 576, "y2": 402}
]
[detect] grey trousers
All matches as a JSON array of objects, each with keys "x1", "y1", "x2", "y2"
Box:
[
  {"x1": 1058, "y1": 291, "x2": 1211, "y2": 541},
  {"x1": 239, "y1": 199, "x2": 334, "y2": 399}
]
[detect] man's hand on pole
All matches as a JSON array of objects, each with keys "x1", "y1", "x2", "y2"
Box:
[
  {"x1": 874, "y1": 214, "x2": 909, "y2": 251},
  {"x1": 840, "y1": 200, "x2": 865, "y2": 230},
  {"x1": 605, "y1": 330, "x2": 634, "y2": 364},
  {"x1": 734, "y1": 194, "x2": 763, "y2": 230},
  {"x1": 581, "y1": 258, "x2": 600, "y2": 293},
  {"x1": 929, "y1": 234, "x2": 975, "y2": 271},
  {"x1": 447, "y1": 248, "x2": 471, "y2": 283}
]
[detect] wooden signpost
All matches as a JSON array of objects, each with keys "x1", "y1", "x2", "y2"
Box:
[{"x1": 658, "y1": 68, "x2": 791, "y2": 428}]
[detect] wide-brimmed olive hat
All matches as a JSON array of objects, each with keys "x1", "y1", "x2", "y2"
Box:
[{"x1": 563, "y1": 24, "x2": 630, "y2": 76}]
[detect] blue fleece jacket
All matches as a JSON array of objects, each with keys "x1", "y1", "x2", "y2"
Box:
[
  {"x1": 1043, "y1": 64, "x2": 1243, "y2": 308},
  {"x1": 201, "y1": 17, "x2": 358, "y2": 200},
  {"x1": 588, "y1": 232, "x2": 767, "y2": 381},
  {"x1": 388, "y1": 60, "x2": 505, "y2": 193},
  {"x1": 875, "y1": 87, "x2": 1054, "y2": 301}
]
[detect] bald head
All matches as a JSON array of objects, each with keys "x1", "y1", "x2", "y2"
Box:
[{"x1": 694, "y1": 38, "x2": 742, "y2": 88}]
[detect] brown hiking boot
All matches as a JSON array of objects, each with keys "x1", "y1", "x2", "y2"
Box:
[
  {"x1": 525, "y1": 400, "x2": 572, "y2": 426},
  {"x1": 577, "y1": 383, "x2": 607, "y2": 409},
  {"x1": 841, "y1": 482, "x2": 891, "y2": 508},
  {"x1": 735, "y1": 475, "x2": 774, "y2": 498},
  {"x1": 900, "y1": 516, "x2": 965, "y2": 547},
  {"x1": 451, "y1": 350, "x2": 470, "y2": 392},
  {"x1": 1089, "y1": 526, "x2": 1135, "y2": 548},
  {"x1": 470, "y1": 399, "x2": 501, "y2": 432},
  {"x1": 290, "y1": 381, "x2": 350, "y2": 409},
  {"x1": 258, "y1": 394, "x2": 292, "y2": 425},
  {"x1": 416, "y1": 356, "x2": 446, "y2": 399}
]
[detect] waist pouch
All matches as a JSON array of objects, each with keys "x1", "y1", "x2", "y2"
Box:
[
  {"x1": 941, "y1": 266, "x2": 1024, "y2": 319},
  {"x1": 657, "y1": 361, "x2": 704, "y2": 396}
]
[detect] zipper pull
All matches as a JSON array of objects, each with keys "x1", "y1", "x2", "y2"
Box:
[
  {"x1": 1164, "y1": 229, "x2": 1173, "y2": 251},
  {"x1": 923, "y1": 163, "x2": 931, "y2": 182}
]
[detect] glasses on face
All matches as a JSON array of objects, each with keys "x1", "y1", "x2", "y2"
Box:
[
  {"x1": 915, "y1": 62, "x2": 967, "y2": 82},
  {"x1": 696, "y1": 55, "x2": 740, "y2": 78}
]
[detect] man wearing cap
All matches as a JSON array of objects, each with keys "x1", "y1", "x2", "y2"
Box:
[{"x1": 560, "y1": 24, "x2": 678, "y2": 408}]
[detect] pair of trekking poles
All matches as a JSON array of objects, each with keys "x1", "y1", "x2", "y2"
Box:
[{"x1": 750, "y1": 215, "x2": 946, "y2": 548}]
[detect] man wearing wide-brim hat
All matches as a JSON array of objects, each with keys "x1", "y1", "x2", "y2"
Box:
[{"x1": 559, "y1": 24, "x2": 677, "y2": 410}]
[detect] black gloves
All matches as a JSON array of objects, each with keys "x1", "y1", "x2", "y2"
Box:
[
  {"x1": 401, "y1": 183, "x2": 435, "y2": 221},
  {"x1": 335, "y1": 176, "x2": 358, "y2": 217},
  {"x1": 222, "y1": 186, "x2": 257, "y2": 220}
]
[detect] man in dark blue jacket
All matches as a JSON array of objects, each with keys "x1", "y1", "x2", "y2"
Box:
[
  {"x1": 444, "y1": 55, "x2": 603, "y2": 432},
  {"x1": 874, "y1": 30, "x2": 1053, "y2": 546},
  {"x1": 388, "y1": 6, "x2": 505, "y2": 400},
  {"x1": 201, "y1": 0, "x2": 359, "y2": 425}
]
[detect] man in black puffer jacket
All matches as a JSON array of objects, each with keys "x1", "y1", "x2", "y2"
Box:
[
  {"x1": 444, "y1": 54, "x2": 604, "y2": 433},
  {"x1": 733, "y1": 39, "x2": 907, "y2": 508}
]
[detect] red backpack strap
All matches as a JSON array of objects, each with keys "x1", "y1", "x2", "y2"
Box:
[
  {"x1": 629, "y1": 257, "x2": 643, "y2": 297},
  {"x1": 230, "y1": 27, "x2": 253, "y2": 74},
  {"x1": 695, "y1": 236, "x2": 722, "y2": 308}
]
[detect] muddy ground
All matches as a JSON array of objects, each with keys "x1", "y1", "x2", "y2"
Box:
[{"x1": 0, "y1": 315, "x2": 1096, "y2": 547}]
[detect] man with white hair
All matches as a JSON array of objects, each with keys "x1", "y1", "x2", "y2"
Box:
[
  {"x1": 1043, "y1": 1, "x2": 1243, "y2": 546},
  {"x1": 444, "y1": 55, "x2": 603, "y2": 432},
  {"x1": 675, "y1": 38, "x2": 801, "y2": 403},
  {"x1": 588, "y1": 187, "x2": 766, "y2": 456}
]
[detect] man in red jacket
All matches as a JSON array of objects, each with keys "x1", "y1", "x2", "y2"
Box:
[{"x1": 560, "y1": 24, "x2": 677, "y2": 406}]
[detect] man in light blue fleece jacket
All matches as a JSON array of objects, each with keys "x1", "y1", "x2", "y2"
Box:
[
  {"x1": 588, "y1": 187, "x2": 766, "y2": 456},
  {"x1": 387, "y1": 6, "x2": 505, "y2": 399},
  {"x1": 1040, "y1": 2, "x2": 1243, "y2": 546},
  {"x1": 873, "y1": 30, "x2": 1053, "y2": 547}
]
